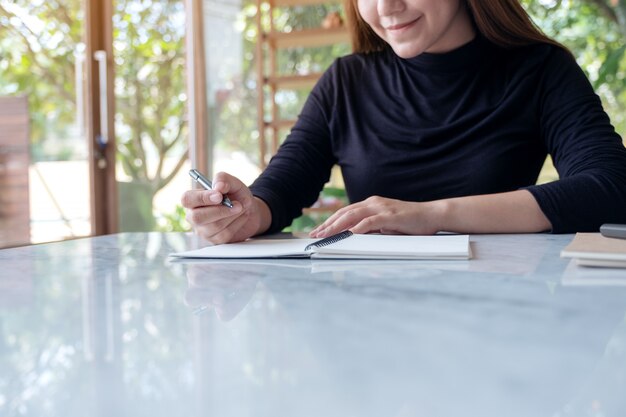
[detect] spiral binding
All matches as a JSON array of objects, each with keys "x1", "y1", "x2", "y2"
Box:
[{"x1": 304, "y1": 230, "x2": 353, "y2": 251}]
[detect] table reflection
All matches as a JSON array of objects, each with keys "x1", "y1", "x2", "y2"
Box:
[
  {"x1": 1, "y1": 233, "x2": 626, "y2": 417},
  {"x1": 184, "y1": 262, "x2": 262, "y2": 321}
]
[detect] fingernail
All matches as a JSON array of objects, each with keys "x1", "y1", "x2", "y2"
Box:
[{"x1": 209, "y1": 193, "x2": 222, "y2": 203}]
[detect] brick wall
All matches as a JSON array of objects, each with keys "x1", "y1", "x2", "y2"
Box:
[{"x1": 0, "y1": 97, "x2": 31, "y2": 248}]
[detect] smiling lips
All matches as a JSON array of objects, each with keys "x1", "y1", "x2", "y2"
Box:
[{"x1": 385, "y1": 17, "x2": 420, "y2": 32}]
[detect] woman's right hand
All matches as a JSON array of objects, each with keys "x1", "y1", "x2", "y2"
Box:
[{"x1": 181, "y1": 172, "x2": 271, "y2": 244}]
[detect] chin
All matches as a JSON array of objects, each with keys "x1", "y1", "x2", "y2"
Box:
[{"x1": 390, "y1": 45, "x2": 424, "y2": 59}]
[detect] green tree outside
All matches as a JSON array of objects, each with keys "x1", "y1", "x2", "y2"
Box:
[{"x1": 522, "y1": 0, "x2": 626, "y2": 136}]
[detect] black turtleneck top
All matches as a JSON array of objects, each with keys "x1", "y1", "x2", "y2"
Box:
[{"x1": 249, "y1": 36, "x2": 626, "y2": 234}]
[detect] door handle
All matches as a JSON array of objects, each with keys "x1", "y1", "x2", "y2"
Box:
[{"x1": 93, "y1": 50, "x2": 109, "y2": 168}]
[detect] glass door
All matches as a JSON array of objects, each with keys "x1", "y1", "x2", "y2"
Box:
[
  {"x1": 0, "y1": 0, "x2": 92, "y2": 246},
  {"x1": 0, "y1": 0, "x2": 192, "y2": 247},
  {"x1": 112, "y1": 0, "x2": 190, "y2": 232}
]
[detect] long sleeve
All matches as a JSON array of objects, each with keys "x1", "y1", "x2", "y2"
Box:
[
  {"x1": 526, "y1": 49, "x2": 626, "y2": 233},
  {"x1": 249, "y1": 67, "x2": 338, "y2": 234}
]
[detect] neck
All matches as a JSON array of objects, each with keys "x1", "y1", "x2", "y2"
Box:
[{"x1": 426, "y1": 6, "x2": 476, "y2": 54}]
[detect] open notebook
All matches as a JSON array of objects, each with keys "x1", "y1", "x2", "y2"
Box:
[{"x1": 169, "y1": 232, "x2": 471, "y2": 260}]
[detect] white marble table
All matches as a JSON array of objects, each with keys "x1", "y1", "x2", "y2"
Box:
[{"x1": 1, "y1": 232, "x2": 625, "y2": 417}]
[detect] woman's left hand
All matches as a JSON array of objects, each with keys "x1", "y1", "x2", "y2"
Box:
[{"x1": 309, "y1": 196, "x2": 443, "y2": 238}]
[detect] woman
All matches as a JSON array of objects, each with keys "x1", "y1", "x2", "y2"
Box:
[{"x1": 182, "y1": 0, "x2": 626, "y2": 244}]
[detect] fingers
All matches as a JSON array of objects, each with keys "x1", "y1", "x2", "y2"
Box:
[
  {"x1": 182, "y1": 172, "x2": 252, "y2": 209},
  {"x1": 212, "y1": 172, "x2": 251, "y2": 204},
  {"x1": 310, "y1": 196, "x2": 425, "y2": 237},
  {"x1": 201, "y1": 210, "x2": 252, "y2": 244},
  {"x1": 350, "y1": 214, "x2": 395, "y2": 234},
  {"x1": 182, "y1": 172, "x2": 261, "y2": 245},
  {"x1": 310, "y1": 201, "x2": 376, "y2": 237},
  {"x1": 186, "y1": 202, "x2": 246, "y2": 243},
  {"x1": 185, "y1": 198, "x2": 242, "y2": 224},
  {"x1": 181, "y1": 189, "x2": 230, "y2": 209}
]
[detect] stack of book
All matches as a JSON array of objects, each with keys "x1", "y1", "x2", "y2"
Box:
[{"x1": 561, "y1": 233, "x2": 626, "y2": 268}]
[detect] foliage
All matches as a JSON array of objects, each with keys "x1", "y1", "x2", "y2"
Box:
[
  {"x1": 156, "y1": 204, "x2": 189, "y2": 232},
  {"x1": 522, "y1": 0, "x2": 626, "y2": 137},
  {"x1": 0, "y1": 0, "x2": 83, "y2": 160},
  {"x1": 0, "y1": 0, "x2": 189, "y2": 230},
  {"x1": 113, "y1": 0, "x2": 188, "y2": 194}
]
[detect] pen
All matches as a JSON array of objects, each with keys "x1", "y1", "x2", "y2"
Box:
[{"x1": 189, "y1": 169, "x2": 234, "y2": 208}]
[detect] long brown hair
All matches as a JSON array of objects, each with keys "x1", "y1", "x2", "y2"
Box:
[{"x1": 344, "y1": 0, "x2": 568, "y2": 54}]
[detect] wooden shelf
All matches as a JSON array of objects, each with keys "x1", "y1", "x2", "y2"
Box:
[
  {"x1": 265, "y1": 73, "x2": 321, "y2": 89},
  {"x1": 256, "y1": 0, "x2": 351, "y2": 169},
  {"x1": 264, "y1": 119, "x2": 296, "y2": 130},
  {"x1": 265, "y1": 27, "x2": 349, "y2": 49}
]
